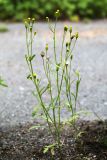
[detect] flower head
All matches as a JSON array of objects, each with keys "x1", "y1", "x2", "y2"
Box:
[{"x1": 64, "y1": 25, "x2": 68, "y2": 32}]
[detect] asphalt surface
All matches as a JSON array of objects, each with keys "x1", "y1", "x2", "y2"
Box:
[{"x1": 0, "y1": 21, "x2": 107, "y2": 127}]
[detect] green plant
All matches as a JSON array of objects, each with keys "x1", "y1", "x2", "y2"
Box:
[
  {"x1": 0, "y1": 76, "x2": 8, "y2": 87},
  {"x1": 24, "y1": 10, "x2": 80, "y2": 155}
]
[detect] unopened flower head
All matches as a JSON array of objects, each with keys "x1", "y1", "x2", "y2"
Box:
[
  {"x1": 70, "y1": 54, "x2": 73, "y2": 60},
  {"x1": 55, "y1": 10, "x2": 60, "y2": 18},
  {"x1": 66, "y1": 42, "x2": 69, "y2": 47},
  {"x1": 30, "y1": 26, "x2": 32, "y2": 32},
  {"x1": 66, "y1": 42, "x2": 70, "y2": 48},
  {"x1": 69, "y1": 26, "x2": 72, "y2": 33},
  {"x1": 56, "y1": 63, "x2": 60, "y2": 71},
  {"x1": 32, "y1": 73, "x2": 37, "y2": 79},
  {"x1": 75, "y1": 70, "x2": 80, "y2": 78},
  {"x1": 64, "y1": 25, "x2": 68, "y2": 32},
  {"x1": 27, "y1": 74, "x2": 32, "y2": 80},
  {"x1": 40, "y1": 51, "x2": 45, "y2": 58},
  {"x1": 75, "y1": 32, "x2": 79, "y2": 40},
  {"x1": 71, "y1": 35, "x2": 75, "y2": 40},
  {"x1": 32, "y1": 18, "x2": 35, "y2": 23},
  {"x1": 24, "y1": 21, "x2": 28, "y2": 28},
  {"x1": 28, "y1": 17, "x2": 31, "y2": 21},
  {"x1": 45, "y1": 44, "x2": 48, "y2": 51},
  {"x1": 46, "y1": 17, "x2": 49, "y2": 22},
  {"x1": 65, "y1": 61, "x2": 69, "y2": 67},
  {"x1": 66, "y1": 49, "x2": 69, "y2": 53},
  {"x1": 28, "y1": 17, "x2": 31, "y2": 24},
  {"x1": 34, "y1": 32, "x2": 36, "y2": 36}
]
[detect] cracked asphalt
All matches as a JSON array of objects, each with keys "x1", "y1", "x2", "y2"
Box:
[{"x1": 0, "y1": 21, "x2": 107, "y2": 127}]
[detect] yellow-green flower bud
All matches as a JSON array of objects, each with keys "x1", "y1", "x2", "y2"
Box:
[
  {"x1": 45, "y1": 44, "x2": 48, "y2": 51},
  {"x1": 32, "y1": 73, "x2": 37, "y2": 79},
  {"x1": 56, "y1": 63, "x2": 60, "y2": 72},
  {"x1": 55, "y1": 10, "x2": 60, "y2": 18},
  {"x1": 75, "y1": 32, "x2": 79, "y2": 40},
  {"x1": 66, "y1": 49, "x2": 69, "y2": 53},
  {"x1": 75, "y1": 70, "x2": 80, "y2": 77},
  {"x1": 24, "y1": 21, "x2": 28, "y2": 28},
  {"x1": 69, "y1": 26, "x2": 72, "y2": 33},
  {"x1": 28, "y1": 17, "x2": 31, "y2": 21},
  {"x1": 34, "y1": 32, "x2": 36, "y2": 36},
  {"x1": 64, "y1": 25, "x2": 68, "y2": 32},
  {"x1": 70, "y1": 54, "x2": 73, "y2": 60},
  {"x1": 66, "y1": 42, "x2": 69, "y2": 47},
  {"x1": 28, "y1": 55, "x2": 35, "y2": 62},
  {"x1": 30, "y1": 26, "x2": 32, "y2": 32},
  {"x1": 28, "y1": 17, "x2": 31, "y2": 24},
  {"x1": 46, "y1": 17, "x2": 49, "y2": 22},
  {"x1": 32, "y1": 18, "x2": 35, "y2": 22}
]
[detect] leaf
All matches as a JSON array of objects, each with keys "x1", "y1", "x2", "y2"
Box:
[
  {"x1": 40, "y1": 84, "x2": 50, "y2": 95},
  {"x1": 32, "y1": 107, "x2": 39, "y2": 117},
  {"x1": 43, "y1": 143, "x2": 57, "y2": 154},
  {"x1": 30, "y1": 54, "x2": 36, "y2": 61},
  {"x1": 51, "y1": 148, "x2": 55, "y2": 155},
  {"x1": 68, "y1": 114, "x2": 79, "y2": 124},
  {"x1": 77, "y1": 131, "x2": 84, "y2": 138},
  {"x1": 29, "y1": 125, "x2": 41, "y2": 130},
  {"x1": 0, "y1": 79, "x2": 8, "y2": 87},
  {"x1": 76, "y1": 79, "x2": 81, "y2": 100},
  {"x1": 43, "y1": 146, "x2": 49, "y2": 154}
]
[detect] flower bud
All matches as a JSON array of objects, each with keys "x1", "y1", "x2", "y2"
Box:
[
  {"x1": 34, "y1": 32, "x2": 36, "y2": 36},
  {"x1": 30, "y1": 26, "x2": 32, "y2": 32},
  {"x1": 71, "y1": 35, "x2": 75, "y2": 40},
  {"x1": 40, "y1": 51, "x2": 45, "y2": 58},
  {"x1": 32, "y1": 18, "x2": 35, "y2": 23},
  {"x1": 66, "y1": 49, "x2": 69, "y2": 53},
  {"x1": 28, "y1": 17, "x2": 31, "y2": 24},
  {"x1": 75, "y1": 32, "x2": 79, "y2": 40},
  {"x1": 27, "y1": 74, "x2": 32, "y2": 80},
  {"x1": 75, "y1": 70, "x2": 80, "y2": 77},
  {"x1": 45, "y1": 44, "x2": 48, "y2": 51},
  {"x1": 46, "y1": 17, "x2": 49, "y2": 22},
  {"x1": 65, "y1": 61, "x2": 69, "y2": 67},
  {"x1": 70, "y1": 54, "x2": 73, "y2": 60},
  {"x1": 66, "y1": 42, "x2": 69, "y2": 47},
  {"x1": 69, "y1": 26, "x2": 72, "y2": 33},
  {"x1": 28, "y1": 17, "x2": 31, "y2": 21},
  {"x1": 55, "y1": 10, "x2": 60, "y2": 18},
  {"x1": 64, "y1": 25, "x2": 68, "y2": 32},
  {"x1": 28, "y1": 55, "x2": 35, "y2": 62},
  {"x1": 32, "y1": 73, "x2": 37, "y2": 79},
  {"x1": 24, "y1": 21, "x2": 28, "y2": 29},
  {"x1": 56, "y1": 63, "x2": 60, "y2": 72}
]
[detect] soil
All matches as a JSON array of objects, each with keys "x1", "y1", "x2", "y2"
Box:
[{"x1": 0, "y1": 120, "x2": 107, "y2": 160}]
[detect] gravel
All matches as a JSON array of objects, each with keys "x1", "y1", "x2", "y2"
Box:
[{"x1": 0, "y1": 21, "x2": 107, "y2": 127}]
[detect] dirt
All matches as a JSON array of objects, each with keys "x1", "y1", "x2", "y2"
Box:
[{"x1": 0, "y1": 120, "x2": 107, "y2": 160}]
